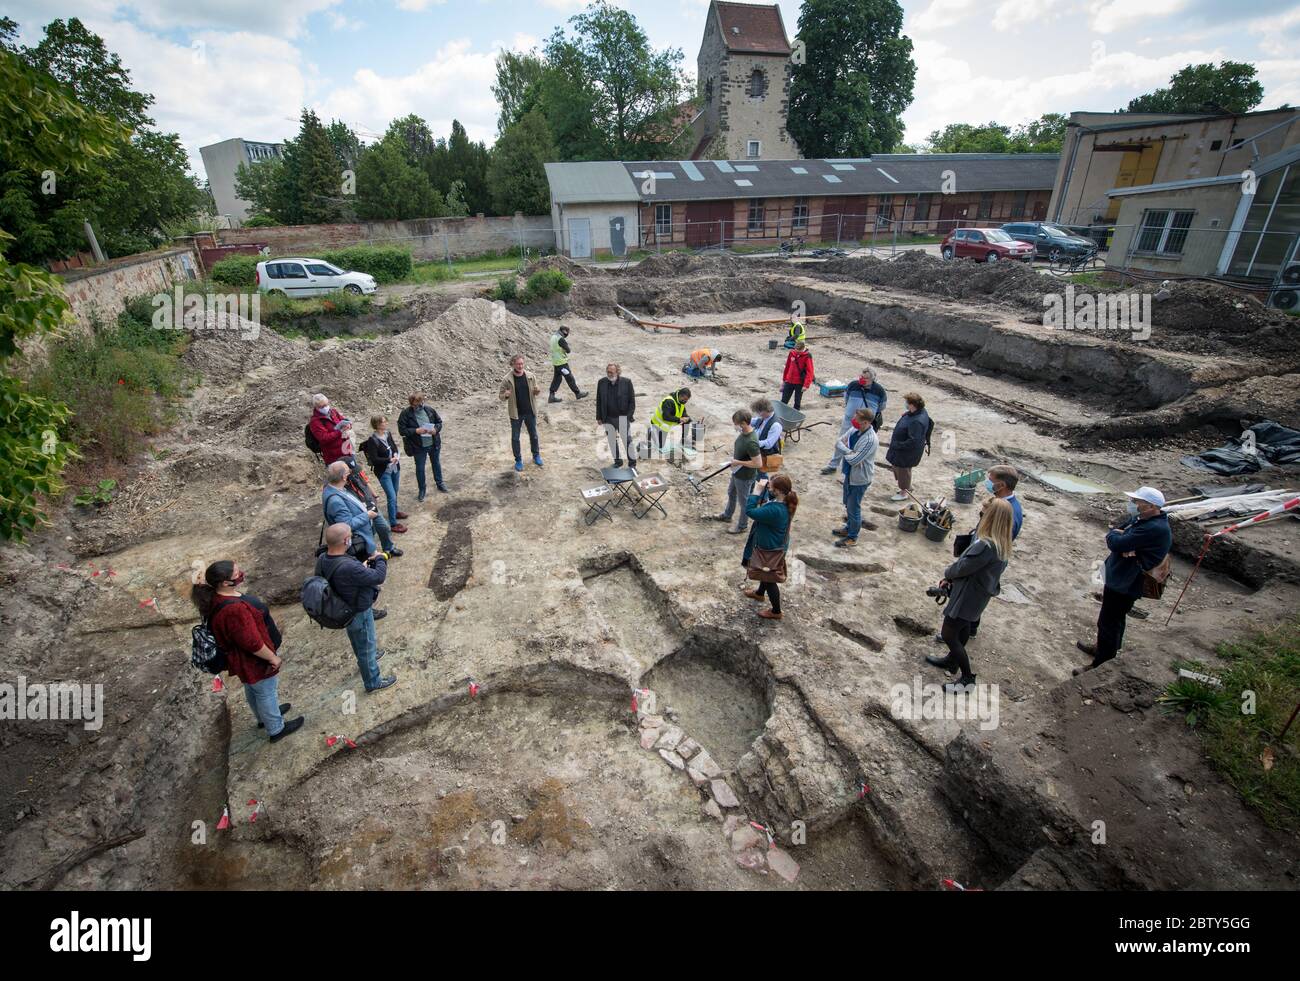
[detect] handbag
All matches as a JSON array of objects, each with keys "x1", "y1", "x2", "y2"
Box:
[
  {"x1": 952, "y1": 532, "x2": 973, "y2": 558},
  {"x1": 746, "y1": 513, "x2": 791, "y2": 584},
  {"x1": 1141, "y1": 553, "x2": 1172, "y2": 599}
]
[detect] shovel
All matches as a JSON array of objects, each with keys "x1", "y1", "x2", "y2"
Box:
[{"x1": 686, "y1": 463, "x2": 731, "y2": 494}]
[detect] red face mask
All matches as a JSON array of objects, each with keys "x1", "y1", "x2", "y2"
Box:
[
  {"x1": 229, "y1": 572, "x2": 245, "y2": 587},
  {"x1": 851, "y1": 417, "x2": 863, "y2": 430},
  {"x1": 858, "y1": 376, "x2": 867, "y2": 386}
]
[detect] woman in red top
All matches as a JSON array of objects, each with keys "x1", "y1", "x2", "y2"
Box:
[
  {"x1": 191, "y1": 561, "x2": 304, "y2": 742},
  {"x1": 781, "y1": 341, "x2": 815, "y2": 410}
]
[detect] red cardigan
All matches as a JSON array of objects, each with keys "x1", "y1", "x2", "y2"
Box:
[
  {"x1": 211, "y1": 595, "x2": 278, "y2": 685},
  {"x1": 308, "y1": 407, "x2": 348, "y2": 464},
  {"x1": 783, "y1": 349, "x2": 814, "y2": 387}
]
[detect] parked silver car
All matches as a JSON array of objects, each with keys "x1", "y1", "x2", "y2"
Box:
[{"x1": 255, "y1": 258, "x2": 377, "y2": 297}]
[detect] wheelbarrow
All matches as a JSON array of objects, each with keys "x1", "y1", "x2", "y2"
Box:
[{"x1": 771, "y1": 400, "x2": 833, "y2": 444}]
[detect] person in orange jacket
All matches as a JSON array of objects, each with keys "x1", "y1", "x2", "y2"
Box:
[{"x1": 780, "y1": 341, "x2": 814, "y2": 410}]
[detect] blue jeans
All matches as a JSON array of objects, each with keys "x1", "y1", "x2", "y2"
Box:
[
  {"x1": 244, "y1": 673, "x2": 284, "y2": 736},
  {"x1": 378, "y1": 467, "x2": 400, "y2": 525},
  {"x1": 370, "y1": 515, "x2": 395, "y2": 552},
  {"x1": 721, "y1": 473, "x2": 755, "y2": 531},
  {"x1": 842, "y1": 480, "x2": 866, "y2": 539},
  {"x1": 411, "y1": 443, "x2": 443, "y2": 494},
  {"x1": 345, "y1": 608, "x2": 381, "y2": 690},
  {"x1": 510, "y1": 414, "x2": 540, "y2": 462}
]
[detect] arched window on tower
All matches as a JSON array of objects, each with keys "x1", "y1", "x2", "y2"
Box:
[{"x1": 748, "y1": 69, "x2": 767, "y2": 99}]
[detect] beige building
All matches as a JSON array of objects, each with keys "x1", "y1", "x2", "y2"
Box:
[
  {"x1": 691, "y1": 1, "x2": 800, "y2": 161},
  {"x1": 1048, "y1": 108, "x2": 1300, "y2": 226},
  {"x1": 199, "y1": 137, "x2": 284, "y2": 224}
]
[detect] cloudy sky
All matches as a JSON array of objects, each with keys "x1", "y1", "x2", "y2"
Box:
[{"x1": 5, "y1": 0, "x2": 1299, "y2": 182}]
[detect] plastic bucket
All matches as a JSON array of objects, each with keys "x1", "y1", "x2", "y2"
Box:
[
  {"x1": 924, "y1": 516, "x2": 951, "y2": 542},
  {"x1": 953, "y1": 483, "x2": 976, "y2": 504},
  {"x1": 898, "y1": 511, "x2": 921, "y2": 533}
]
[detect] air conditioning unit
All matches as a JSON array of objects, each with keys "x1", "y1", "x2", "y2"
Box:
[{"x1": 1268, "y1": 237, "x2": 1300, "y2": 311}]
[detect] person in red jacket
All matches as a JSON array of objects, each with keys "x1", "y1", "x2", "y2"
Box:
[
  {"x1": 781, "y1": 341, "x2": 815, "y2": 410},
  {"x1": 309, "y1": 393, "x2": 353, "y2": 466},
  {"x1": 191, "y1": 560, "x2": 304, "y2": 742}
]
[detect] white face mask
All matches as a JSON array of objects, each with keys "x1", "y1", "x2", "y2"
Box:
[{"x1": 318, "y1": 404, "x2": 330, "y2": 414}]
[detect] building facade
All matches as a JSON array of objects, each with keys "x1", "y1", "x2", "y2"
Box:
[
  {"x1": 199, "y1": 138, "x2": 285, "y2": 224},
  {"x1": 692, "y1": 1, "x2": 799, "y2": 161}
]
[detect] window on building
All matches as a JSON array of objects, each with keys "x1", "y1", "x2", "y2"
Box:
[
  {"x1": 655, "y1": 204, "x2": 672, "y2": 236},
  {"x1": 792, "y1": 197, "x2": 809, "y2": 230},
  {"x1": 748, "y1": 199, "x2": 766, "y2": 233},
  {"x1": 1210, "y1": 139, "x2": 1223, "y2": 151},
  {"x1": 914, "y1": 193, "x2": 932, "y2": 221},
  {"x1": 747, "y1": 140, "x2": 761, "y2": 159},
  {"x1": 1011, "y1": 190, "x2": 1028, "y2": 219},
  {"x1": 876, "y1": 194, "x2": 893, "y2": 228},
  {"x1": 704, "y1": 79, "x2": 714, "y2": 104},
  {"x1": 748, "y1": 69, "x2": 767, "y2": 99},
  {"x1": 977, "y1": 192, "x2": 994, "y2": 219},
  {"x1": 1134, "y1": 209, "x2": 1195, "y2": 255}
]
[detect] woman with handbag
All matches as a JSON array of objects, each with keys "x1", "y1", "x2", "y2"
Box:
[
  {"x1": 741, "y1": 474, "x2": 798, "y2": 621},
  {"x1": 925, "y1": 498, "x2": 1014, "y2": 693}
]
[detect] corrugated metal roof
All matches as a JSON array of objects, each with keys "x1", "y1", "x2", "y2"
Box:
[
  {"x1": 541, "y1": 155, "x2": 1060, "y2": 203},
  {"x1": 544, "y1": 161, "x2": 639, "y2": 204}
]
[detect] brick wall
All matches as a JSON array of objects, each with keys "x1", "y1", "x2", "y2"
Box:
[
  {"x1": 215, "y1": 214, "x2": 555, "y2": 261},
  {"x1": 57, "y1": 248, "x2": 199, "y2": 334}
]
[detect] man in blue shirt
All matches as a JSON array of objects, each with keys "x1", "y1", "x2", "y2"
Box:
[{"x1": 823, "y1": 367, "x2": 887, "y2": 474}]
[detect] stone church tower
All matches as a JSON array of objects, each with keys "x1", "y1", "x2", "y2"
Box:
[{"x1": 691, "y1": 1, "x2": 801, "y2": 160}]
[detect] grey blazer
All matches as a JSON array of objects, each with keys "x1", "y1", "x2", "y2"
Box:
[{"x1": 943, "y1": 538, "x2": 1008, "y2": 622}]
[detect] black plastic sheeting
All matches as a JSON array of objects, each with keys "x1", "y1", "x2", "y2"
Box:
[{"x1": 1181, "y1": 421, "x2": 1300, "y2": 475}]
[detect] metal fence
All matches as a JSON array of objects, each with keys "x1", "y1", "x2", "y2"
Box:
[{"x1": 1106, "y1": 221, "x2": 1298, "y2": 288}]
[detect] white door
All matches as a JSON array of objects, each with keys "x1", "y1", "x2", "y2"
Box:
[
  {"x1": 569, "y1": 218, "x2": 592, "y2": 259},
  {"x1": 305, "y1": 262, "x2": 341, "y2": 296}
]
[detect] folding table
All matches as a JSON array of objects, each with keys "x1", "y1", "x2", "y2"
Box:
[
  {"x1": 601, "y1": 465, "x2": 640, "y2": 510},
  {"x1": 580, "y1": 484, "x2": 615, "y2": 525},
  {"x1": 632, "y1": 473, "x2": 670, "y2": 519}
]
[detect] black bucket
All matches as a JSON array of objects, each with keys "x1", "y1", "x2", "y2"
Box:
[
  {"x1": 924, "y1": 516, "x2": 952, "y2": 542},
  {"x1": 898, "y1": 510, "x2": 921, "y2": 533},
  {"x1": 953, "y1": 483, "x2": 976, "y2": 504},
  {"x1": 767, "y1": 338, "x2": 780, "y2": 350}
]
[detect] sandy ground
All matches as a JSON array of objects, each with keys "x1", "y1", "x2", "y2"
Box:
[{"x1": 2, "y1": 263, "x2": 1297, "y2": 891}]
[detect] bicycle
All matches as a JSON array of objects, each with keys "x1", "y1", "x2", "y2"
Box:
[{"x1": 1049, "y1": 249, "x2": 1100, "y2": 276}]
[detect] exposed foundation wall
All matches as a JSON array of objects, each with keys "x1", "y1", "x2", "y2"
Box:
[{"x1": 57, "y1": 247, "x2": 199, "y2": 335}]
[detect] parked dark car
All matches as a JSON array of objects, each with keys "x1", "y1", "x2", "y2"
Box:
[
  {"x1": 1001, "y1": 222, "x2": 1098, "y2": 262},
  {"x1": 940, "y1": 227, "x2": 1035, "y2": 263}
]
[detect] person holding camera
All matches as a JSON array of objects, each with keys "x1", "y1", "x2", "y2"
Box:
[
  {"x1": 741, "y1": 474, "x2": 798, "y2": 621},
  {"x1": 1074, "y1": 486, "x2": 1172, "y2": 675},
  {"x1": 925, "y1": 497, "x2": 1014, "y2": 693},
  {"x1": 317, "y1": 523, "x2": 397, "y2": 693}
]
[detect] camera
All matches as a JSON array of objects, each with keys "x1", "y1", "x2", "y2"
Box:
[{"x1": 925, "y1": 583, "x2": 951, "y2": 605}]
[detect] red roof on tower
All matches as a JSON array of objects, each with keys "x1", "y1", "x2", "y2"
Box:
[{"x1": 711, "y1": 1, "x2": 793, "y2": 56}]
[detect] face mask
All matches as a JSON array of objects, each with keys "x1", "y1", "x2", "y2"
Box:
[
  {"x1": 1127, "y1": 500, "x2": 1139, "y2": 517},
  {"x1": 318, "y1": 404, "x2": 330, "y2": 414},
  {"x1": 229, "y1": 572, "x2": 245, "y2": 587},
  {"x1": 984, "y1": 478, "x2": 996, "y2": 494},
  {"x1": 858, "y1": 376, "x2": 867, "y2": 386}
]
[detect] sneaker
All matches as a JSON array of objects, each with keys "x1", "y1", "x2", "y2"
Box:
[
  {"x1": 712, "y1": 514, "x2": 730, "y2": 522},
  {"x1": 832, "y1": 528, "x2": 851, "y2": 537},
  {"x1": 436, "y1": 484, "x2": 449, "y2": 493},
  {"x1": 1075, "y1": 640, "x2": 1097, "y2": 658},
  {"x1": 387, "y1": 548, "x2": 403, "y2": 558},
  {"x1": 932, "y1": 633, "x2": 945, "y2": 645},
  {"x1": 820, "y1": 466, "x2": 837, "y2": 475},
  {"x1": 366, "y1": 675, "x2": 398, "y2": 693},
  {"x1": 391, "y1": 523, "x2": 408, "y2": 533},
  {"x1": 577, "y1": 391, "x2": 589, "y2": 400},
  {"x1": 944, "y1": 679, "x2": 976, "y2": 695},
  {"x1": 395, "y1": 511, "x2": 410, "y2": 520},
  {"x1": 889, "y1": 492, "x2": 908, "y2": 502},
  {"x1": 417, "y1": 491, "x2": 427, "y2": 503},
  {"x1": 514, "y1": 461, "x2": 524, "y2": 472},
  {"x1": 533, "y1": 455, "x2": 543, "y2": 467},
  {"x1": 373, "y1": 609, "x2": 388, "y2": 621},
  {"x1": 726, "y1": 526, "x2": 747, "y2": 534},
  {"x1": 257, "y1": 703, "x2": 292, "y2": 728},
  {"x1": 925, "y1": 655, "x2": 957, "y2": 673},
  {"x1": 376, "y1": 649, "x2": 387, "y2": 661},
  {"x1": 269, "y1": 716, "x2": 305, "y2": 742},
  {"x1": 613, "y1": 459, "x2": 624, "y2": 470},
  {"x1": 743, "y1": 589, "x2": 763, "y2": 601},
  {"x1": 548, "y1": 395, "x2": 562, "y2": 404},
  {"x1": 834, "y1": 537, "x2": 857, "y2": 548},
  {"x1": 1072, "y1": 665, "x2": 1093, "y2": 677}
]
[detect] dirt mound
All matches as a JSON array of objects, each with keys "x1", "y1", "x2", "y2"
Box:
[
  {"x1": 181, "y1": 312, "x2": 301, "y2": 385},
  {"x1": 524, "y1": 254, "x2": 592, "y2": 279},
  {"x1": 197, "y1": 298, "x2": 550, "y2": 445},
  {"x1": 822, "y1": 251, "x2": 1049, "y2": 310},
  {"x1": 629, "y1": 251, "x2": 745, "y2": 279},
  {"x1": 1142, "y1": 282, "x2": 1295, "y2": 358}
]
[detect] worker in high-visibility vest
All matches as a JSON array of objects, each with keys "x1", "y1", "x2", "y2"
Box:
[
  {"x1": 548, "y1": 325, "x2": 588, "y2": 403},
  {"x1": 684, "y1": 348, "x2": 723, "y2": 379},
  {"x1": 784, "y1": 319, "x2": 806, "y2": 349},
  {"x1": 649, "y1": 387, "x2": 692, "y2": 455}
]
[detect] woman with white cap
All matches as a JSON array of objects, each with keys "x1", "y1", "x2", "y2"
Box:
[{"x1": 1075, "y1": 486, "x2": 1172, "y2": 675}]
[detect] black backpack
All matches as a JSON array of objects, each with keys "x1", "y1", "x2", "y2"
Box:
[
  {"x1": 924, "y1": 416, "x2": 935, "y2": 456},
  {"x1": 302, "y1": 555, "x2": 357, "y2": 630},
  {"x1": 305, "y1": 422, "x2": 322, "y2": 455},
  {"x1": 191, "y1": 597, "x2": 250, "y2": 674}
]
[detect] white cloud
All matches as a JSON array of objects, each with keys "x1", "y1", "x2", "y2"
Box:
[
  {"x1": 992, "y1": 0, "x2": 1067, "y2": 33},
  {"x1": 908, "y1": 0, "x2": 981, "y2": 35},
  {"x1": 1089, "y1": 0, "x2": 1190, "y2": 35},
  {"x1": 1247, "y1": 7, "x2": 1300, "y2": 58},
  {"x1": 329, "y1": 12, "x2": 364, "y2": 31},
  {"x1": 395, "y1": 0, "x2": 447, "y2": 11}
]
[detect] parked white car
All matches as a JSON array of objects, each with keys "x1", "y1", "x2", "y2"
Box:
[{"x1": 255, "y1": 258, "x2": 377, "y2": 297}]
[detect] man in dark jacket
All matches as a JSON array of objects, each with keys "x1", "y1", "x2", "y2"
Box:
[
  {"x1": 317, "y1": 523, "x2": 397, "y2": 693},
  {"x1": 1075, "y1": 486, "x2": 1172, "y2": 674},
  {"x1": 397, "y1": 393, "x2": 446, "y2": 500},
  {"x1": 596, "y1": 363, "x2": 636, "y2": 468},
  {"x1": 885, "y1": 392, "x2": 932, "y2": 501}
]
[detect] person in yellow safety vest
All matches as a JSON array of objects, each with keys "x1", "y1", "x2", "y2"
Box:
[
  {"x1": 649, "y1": 387, "x2": 692, "y2": 455},
  {"x1": 785, "y1": 319, "x2": 806, "y2": 348},
  {"x1": 685, "y1": 348, "x2": 723, "y2": 379},
  {"x1": 547, "y1": 325, "x2": 588, "y2": 403}
]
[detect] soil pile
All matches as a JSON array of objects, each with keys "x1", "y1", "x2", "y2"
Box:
[
  {"x1": 181, "y1": 311, "x2": 300, "y2": 384},
  {"x1": 524, "y1": 254, "x2": 592, "y2": 279},
  {"x1": 822, "y1": 251, "x2": 1049, "y2": 309},
  {"x1": 630, "y1": 252, "x2": 745, "y2": 279},
  {"x1": 1141, "y1": 282, "x2": 1296, "y2": 359}
]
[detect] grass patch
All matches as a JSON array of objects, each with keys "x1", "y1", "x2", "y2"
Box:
[
  {"x1": 407, "y1": 261, "x2": 462, "y2": 285},
  {"x1": 1159, "y1": 617, "x2": 1300, "y2": 832}
]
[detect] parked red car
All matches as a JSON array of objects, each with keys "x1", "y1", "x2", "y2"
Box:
[{"x1": 940, "y1": 227, "x2": 1035, "y2": 263}]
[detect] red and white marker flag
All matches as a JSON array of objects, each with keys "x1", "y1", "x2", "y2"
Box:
[
  {"x1": 216, "y1": 805, "x2": 231, "y2": 830},
  {"x1": 211, "y1": 676, "x2": 224, "y2": 693},
  {"x1": 326, "y1": 735, "x2": 358, "y2": 749},
  {"x1": 248, "y1": 799, "x2": 263, "y2": 823},
  {"x1": 468, "y1": 680, "x2": 480, "y2": 698}
]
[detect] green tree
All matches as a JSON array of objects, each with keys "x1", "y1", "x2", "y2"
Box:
[
  {"x1": 488, "y1": 110, "x2": 557, "y2": 215},
  {"x1": 447, "y1": 120, "x2": 490, "y2": 215},
  {"x1": 353, "y1": 137, "x2": 444, "y2": 220},
  {"x1": 1125, "y1": 62, "x2": 1264, "y2": 115},
  {"x1": 0, "y1": 49, "x2": 127, "y2": 540},
  {"x1": 788, "y1": 0, "x2": 916, "y2": 157},
  {"x1": 326, "y1": 119, "x2": 363, "y2": 172},
  {"x1": 1010, "y1": 113, "x2": 1067, "y2": 153},
  {"x1": 492, "y1": 50, "x2": 547, "y2": 135},
  {"x1": 924, "y1": 122, "x2": 1012, "y2": 153},
  {"x1": 23, "y1": 18, "x2": 153, "y2": 128},
  {"x1": 233, "y1": 157, "x2": 287, "y2": 221},
  {"x1": 278, "y1": 109, "x2": 346, "y2": 224}
]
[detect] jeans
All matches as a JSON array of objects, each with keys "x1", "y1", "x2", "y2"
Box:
[
  {"x1": 378, "y1": 467, "x2": 400, "y2": 525},
  {"x1": 411, "y1": 443, "x2": 443, "y2": 494},
  {"x1": 550, "y1": 364, "x2": 580, "y2": 396},
  {"x1": 780, "y1": 382, "x2": 803, "y2": 410},
  {"x1": 1094, "y1": 587, "x2": 1137, "y2": 666},
  {"x1": 941, "y1": 615, "x2": 976, "y2": 684},
  {"x1": 721, "y1": 473, "x2": 755, "y2": 530},
  {"x1": 244, "y1": 673, "x2": 284, "y2": 736},
  {"x1": 345, "y1": 607, "x2": 381, "y2": 690},
  {"x1": 842, "y1": 480, "x2": 866, "y2": 538},
  {"x1": 510, "y1": 413, "x2": 540, "y2": 462},
  {"x1": 368, "y1": 514, "x2": 396, "y2": 553},
  {"x1": 603, "y1": 416, "x2": 633, "y2": 463}
]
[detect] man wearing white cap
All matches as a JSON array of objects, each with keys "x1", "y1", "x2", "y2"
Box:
[{"x1": 1075, "y1": 486, "x2": 1172, "y2": 674}]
